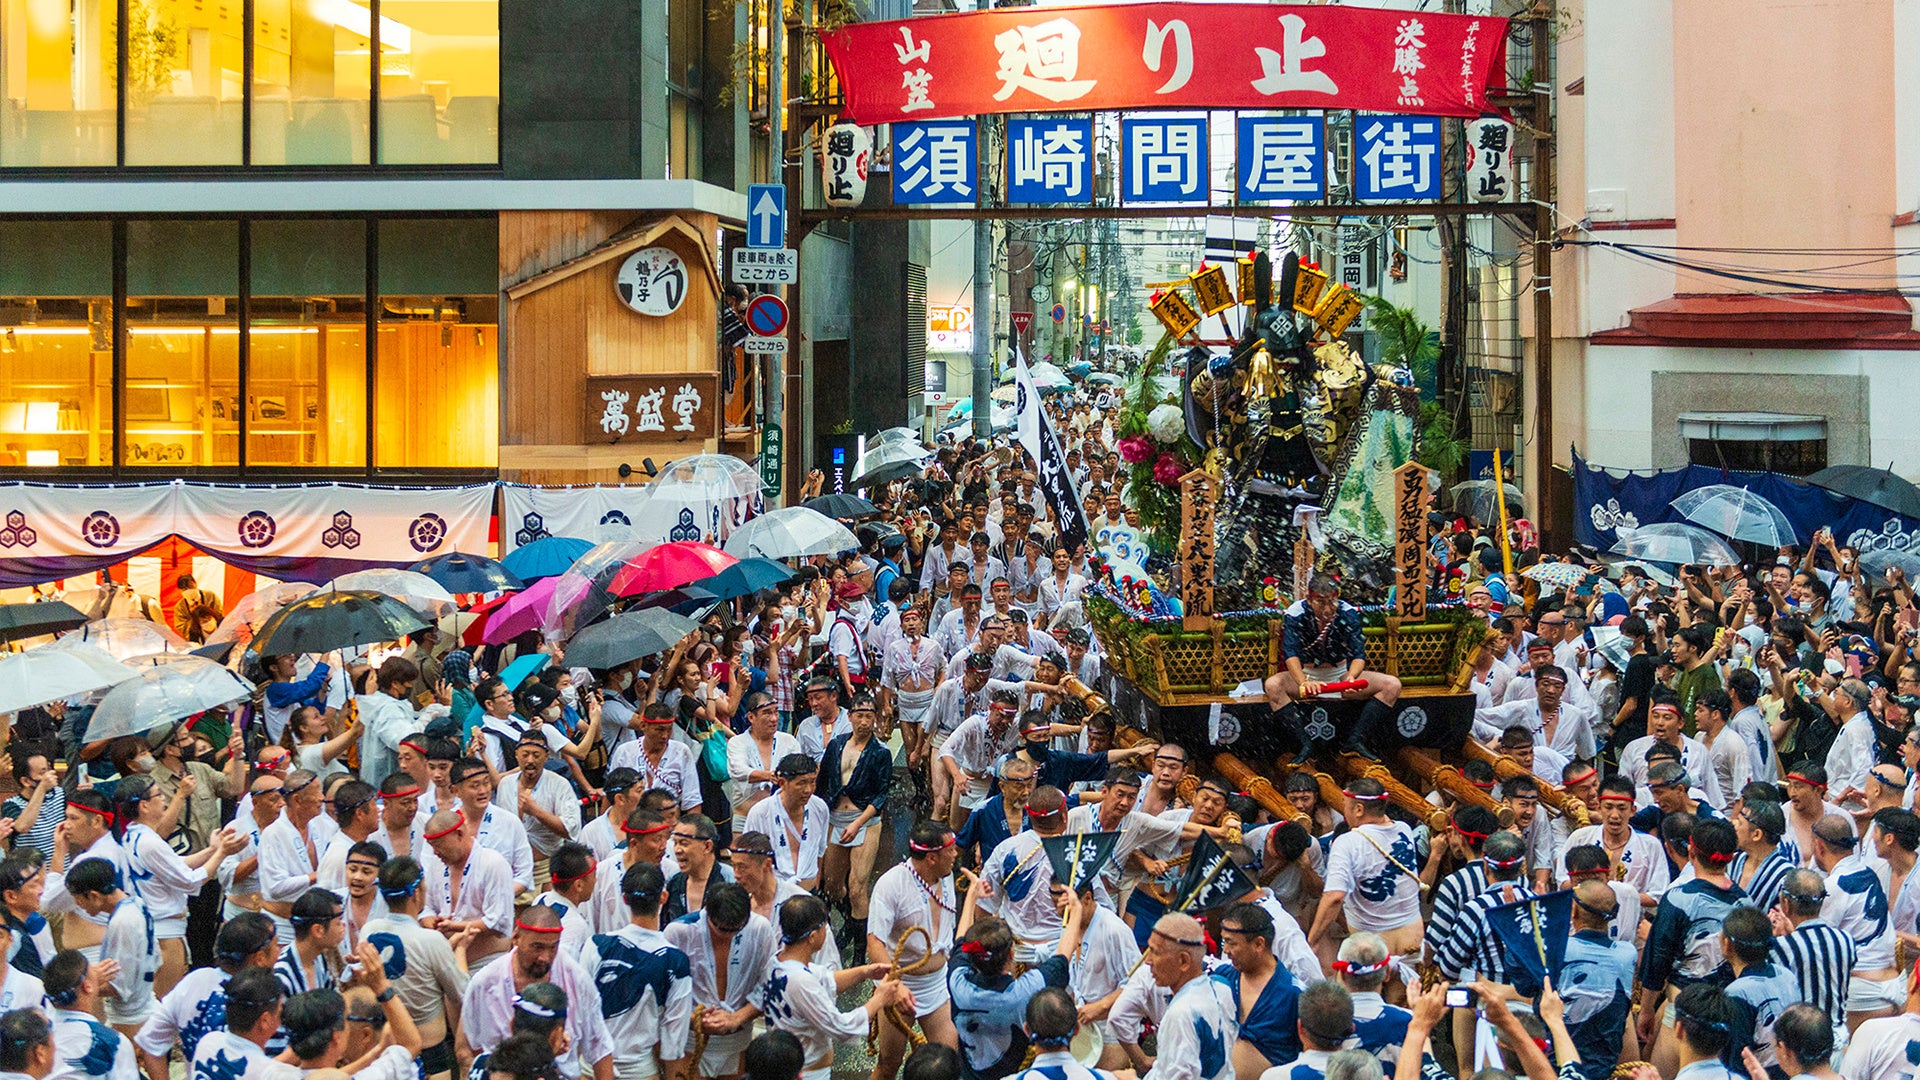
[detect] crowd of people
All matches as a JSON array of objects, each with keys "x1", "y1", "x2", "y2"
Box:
[{"x1": 2, "y1": 393, "x2": 1919, "y2": 1080}]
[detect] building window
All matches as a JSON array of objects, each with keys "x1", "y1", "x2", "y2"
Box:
[
  {"x1": 667, "y1": 0, "x2": 702, "y2": 180},
  {"x1": 124, "y1": 220, "x2": 241, "y2": 467},
  {"x1": 249, "y1": 219, "x2": 367, "y2": 467},
  {"x1": 375, "y1": 218, "x2": 497, "y2": 470},
  {"x1": 0, "y1": 222, "x2": 113, "y2": 465},
  {"x1": 1679, "y1": 412, "x2": 1829, "y2": 476},
  {"x1": 0, "y1": 0, "x2": 495, "y2": 168}
]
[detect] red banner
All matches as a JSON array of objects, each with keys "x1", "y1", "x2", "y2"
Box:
[{"x1": 823, "y1": 3, "x2": 1507, "y2": 125}]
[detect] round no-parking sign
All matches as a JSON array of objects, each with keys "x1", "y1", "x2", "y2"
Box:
[{"x1": 746, "y1": 295, "x2": 790, "y2": 337}]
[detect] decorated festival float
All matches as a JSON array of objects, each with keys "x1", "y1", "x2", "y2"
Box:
[{"x1": 1081, "y1": 252, "x2": 1579, "y2": 832}]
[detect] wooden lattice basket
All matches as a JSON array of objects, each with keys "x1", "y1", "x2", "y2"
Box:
[{"x1": 1363, "y1": 622, "x2": 1465, "y2": 687}]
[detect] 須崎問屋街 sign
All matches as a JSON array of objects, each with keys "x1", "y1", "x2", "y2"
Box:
[{"x1": 823, "y1": 3, "x2": 1508, "y2": 124}]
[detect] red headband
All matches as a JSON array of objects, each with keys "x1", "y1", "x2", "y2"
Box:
[
  {"x1": 384, "y1": 785, "x2": 422, "y2": 800},
  {"x1": 623, "y1": 819, "x2": 672, "y2": 836},
  {"x1": 423, "y1": 810, "x2": 467, "y2": 841},
  {"x1": 70, "y1": 803, "x2": 114, "y2": 825},
  {"x1": 1562, "y1": 766, "x2": 1599, "y2": 787},
  {"x1": 552, "y1": 858, "x2": 596, "y2": 884},
  {"x1": 1467, "y1": 779, "x2": 1496, "y2": 790},
  {"x1": 1650, "y1": 703, "x2": 1681, "y2": 716},
  {"x1": 1451, "y1": 817, "x2": 1491, "y2": 842},
  {"x1": 959, "y1": 941, "x2": 991, "y2": 957},
  {"x1": 1599, "y1": 792, "x2": 1636, "y2": 804},
  {"x1": 641, "y1": 714, "x2": 676, "y2": 725},
  {"x1": 1331, "y1": 957, "x2": 1391, "y2": 976},
  {"x1": 1787, "y1": 772, "x2": 1827, "y2": 790},
  {"x1": 399, "y1": 738, "x2": 428, "y2": 755},
  {"x1": 1028, "y1": 804, "x2": 1064, "y2": 820},
  {"x1": 909, "y1": 836, "x2": 955, "y2": 854},
  {"x1": 514, "y1": 919, "x2": 564, "y2": 934},
  {"x1": 1486, "y1": 853, "x2": 1526, "y2": 869},
  {"x1": 1342, "y1": 789, "x2": 1388, "y2": 802},
  {"x1": 1689, "y1": 842, "x2": 1734, "y2": 864}
]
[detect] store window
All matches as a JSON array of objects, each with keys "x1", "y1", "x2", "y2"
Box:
[
  {"x1": 249, "y1": 220, "x2": 368, "y2": 467},
  {"x1": 1, "y1": 0, "x2": 494, "y2": 168},
  {"x1": 0, "y1": 0, "x2": 117, "y2": 166},
  {"x1": 0, "y1": 222, "x2": 113, "y2": 466},
  {"x1": 375, "y1": 218, "x2": 497, "y2": 469},
  {"x1": 125, "y1": 220, "x2": 240, "y2": 467}
]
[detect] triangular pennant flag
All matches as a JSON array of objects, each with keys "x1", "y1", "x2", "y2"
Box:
[
  {"x1": 1484, "y1": 889, "x2": 1574, "y2": 998},
  {"x1": 1171, "y1": 833, "x2": 1255, "y2": 915},
  {"x1": 1041, "y1": 831, "x2": 1120, "y2": 894}
]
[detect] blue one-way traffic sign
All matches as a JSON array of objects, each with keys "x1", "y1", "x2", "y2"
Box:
[{"x1": 747, "y1": 184, "x2": 786, "y2": 249}]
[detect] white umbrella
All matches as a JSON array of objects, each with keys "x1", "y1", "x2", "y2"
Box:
[
  {"x1": 871, "y1": 427, "x2": 922, "y2": 446},
  {"x1": 70, "y1": 618, "x2": 189, "y2": 661},
  {"x1": 1860, "y1": 548, "x2": 1920, "y2": 582},
  {"x1": 87, "y1": 662, "x2": 253, "y2": 741},
  {"x1": 1671, "y1": 485, "x2": 1797, "y2": 547},
  {"x1": 723, "y1": 506, "x2": 858, "y2": 559},
  {"x1": 1029, "y1": 361, "x2": 1072, "y2": 390},
  {"x1": 0, "y1": 647, "x2": 138, "y2": 714},
  {"x1": 1608, "y1": 523, "x2": 1741, "y2": 567},
  {"x1": 630, "y1": 453, "x2": 763, "y2": 544},
  {"x1": 205, "y1": 582, "x2": 319, "y2": 645},
  {"x1": 327, "y1": 570, "x2": 458, "y2": 618},
  {"x1": 851, "y1": 439, "x2": 933, "y2": 489}
]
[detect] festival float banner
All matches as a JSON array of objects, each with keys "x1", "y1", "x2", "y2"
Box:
[
  {"x1": 0, "y1": 481, "x2": 493, "y2": 586},
  {"x1": 823, "y1": 3, "x2": 1509, "y2": 124}
]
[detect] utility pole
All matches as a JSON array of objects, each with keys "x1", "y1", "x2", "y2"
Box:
[
  {"x1": 972, "y1": 123, "x2": 993, "y2": 438},
  {"x1": 1529, "y1": 2, "x2": 1557, "y2": 547}
]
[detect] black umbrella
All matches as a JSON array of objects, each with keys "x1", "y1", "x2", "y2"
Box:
[
  {"x1": 411, "y1": 552, "x2": 525, "y2": 594},
  {"x1": 563, "y1": 609, "x2": 700, "y2": 670},
  {"x1": 1805, "y1": 465, "x2": 1920, "y2": 519},
  {"x1": 803, "y1": 493, "x2": 881, "y2": 520},
  {"x1": 250, "y1": 589, "x2": 430, "y2": 656},
  {"x1": 0, "y1": 600, "x2": 87, "y2": 644}
]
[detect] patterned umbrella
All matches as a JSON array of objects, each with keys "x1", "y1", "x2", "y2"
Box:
[
  {"x1": 1519, "y1": 562, "x2": 1597, "y2": 590},
  {"x1": 1671, "y1": 484, "x2": 1797, "y2": 547}
]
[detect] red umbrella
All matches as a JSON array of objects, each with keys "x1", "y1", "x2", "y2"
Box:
[{"x1": 608, "y1": 542, "x2": 738, "y2": 597}]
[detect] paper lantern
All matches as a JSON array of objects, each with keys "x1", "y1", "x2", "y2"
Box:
[{"x1": 822, "y1": 122, "x2": 872, "y2": 208}]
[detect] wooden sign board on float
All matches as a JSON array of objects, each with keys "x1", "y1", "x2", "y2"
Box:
[{"x1": 1393, "y1": 460, "x2": 1433, "y2": 621}]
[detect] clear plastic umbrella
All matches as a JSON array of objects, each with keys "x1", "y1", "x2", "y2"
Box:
[
  {"x1": 851, "y1": 439, "x2": 932, "y2": 489},
  {"x1": 39, "y1": 638, "x2": 144, "y2": 683},
  {"x1": 1449, "y1": 480, "x2": 1525, "y2": 523},
  {"x1": 542, "y1": 541, "x2": 652, "y2": 639},
  {"x1": 1859, "y1": 547, "x2": 1920, "y2": 582},
  {"x1": 1671, "y1": 484, "x2": 1797, "y2": 547},
  {"x1": 628, "y1": 454, "x2": 763, "y2": 544},
  {"x1": 871, "y1": 427, "x2": 922, "y2": 446},
  {"x1": 87, "y1": 661, "x2": 254, "y2": 741},
  {"x1": 327, "y1": 569, "x2": 458, "y2": 618},
  {"x1": 1029, "y1": 361, "x2": 1072, "y2": 390},
  {"x1": 205, "y1": 581, "x2": 319, "y2": 645},
  {"x1": 0, "y1": 647, "x2": 138, "y2": 714},
  {"x1": 70, "y1": 618, "x2": 189, "y2": 661},
  {"x1": 723, "y1": 506, "x2": 858, "y2": 559},
  {"x1": 1608, "y1": 523, "x2": 1741, "y2": 567}
]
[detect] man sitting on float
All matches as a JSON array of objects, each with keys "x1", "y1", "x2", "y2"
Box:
[{"x1": 1263, "y1": 573, "x2": 1403, "y2": 760}]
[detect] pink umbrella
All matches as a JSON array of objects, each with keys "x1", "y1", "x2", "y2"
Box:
[
  {"x1": 481, "y1": 576, "x2": 561, "y2": 644},
  {"x1": 608, "y1": 542, "x2": 738, "y2": 597}
]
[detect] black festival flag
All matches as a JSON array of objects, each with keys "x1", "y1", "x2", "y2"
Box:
[
  {"x1": 1171, "y1": 833, "x2": 1255, "y2": 914},
  {"x1": 1485, "y1": 888, "x2": 1573, "y2": 997},
  {"x1": 1042, "y1": 831, "x2": 1120, "y2": 894},
  {"x1": 1014, "y1": 354, "x2": 1091, "y2": 555}
]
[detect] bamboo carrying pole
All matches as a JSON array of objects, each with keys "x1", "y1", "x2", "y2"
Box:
[
  {"x1": 1457, "y1": 740, "x2": 1591, "y2": 829},
  {"x1": 1397, "y1": 747, "x2": 1511, "y2": 824}
]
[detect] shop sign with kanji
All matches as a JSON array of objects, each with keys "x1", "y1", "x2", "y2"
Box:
[
  {"x1": 588, "y1": 374, "x2": 719, "y2": 443},
  {"x1": 824, "y1": 3, "x2": 1507, "y2": 123}
]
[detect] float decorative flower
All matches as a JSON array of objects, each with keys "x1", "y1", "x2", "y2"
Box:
[
  {"x1": 1152, "y1": 450, "x2": 1187, "y2": 485},
  {"x1": 1146, "y1": 404, "x2": 1185, "y2": 443},
  {"x1": 1117, "y1": 436, "x2": 1154, "y2": 464}
]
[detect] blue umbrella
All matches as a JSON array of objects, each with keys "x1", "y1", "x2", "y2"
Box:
[
  {"x1": 498, "y1": 652, "x2": 550, "y2": 692},
  {"x1": 696, "y1": 558, "x2": 796, "y2": 601},
  {"x1": 500, "y1": 536, "x2": 593, "y2": 582},
  {"x1": 412, "y1": 552, "x2": 525, "y2": 593}
]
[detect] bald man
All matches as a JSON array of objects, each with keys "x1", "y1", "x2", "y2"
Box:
[
  {"x1": 457, "y1": 903, "x2": 613, "y2": 1080},
  {"x1": 419, "y1": 808, "x2": 514, "y2": 967},
  {"x1": 1142, "y1": 913, "x2": 1237, "y2": 1080}
]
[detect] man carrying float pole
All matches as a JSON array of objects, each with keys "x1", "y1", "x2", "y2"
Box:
[{"x1": 1263, "y1": 573, "x2": 1404, "y2": 760}]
